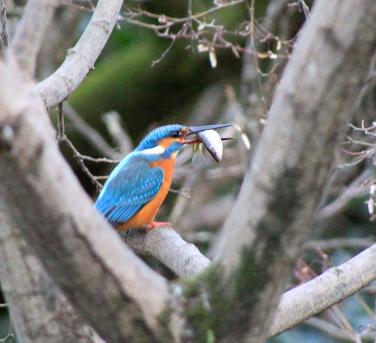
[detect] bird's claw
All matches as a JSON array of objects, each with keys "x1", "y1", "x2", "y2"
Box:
[{"x1": 144, "y1": 221, "x2": 172, "y2": 232}]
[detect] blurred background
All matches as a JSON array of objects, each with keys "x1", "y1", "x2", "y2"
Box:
[{"x1": 1, "y1": 0, "x2": 376, "y2": 342}]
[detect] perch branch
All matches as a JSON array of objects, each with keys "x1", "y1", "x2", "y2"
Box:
[
  {"x1": 124, "y1": 228, "x2": 210, "y2": 278},
  {"x1": 123, "y1": 226, "x2": 376, "y2": 339}
]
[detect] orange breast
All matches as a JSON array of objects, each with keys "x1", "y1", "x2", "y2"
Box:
[{"x1": 116, "y1": 156, "x2": 176, "y2": 231}]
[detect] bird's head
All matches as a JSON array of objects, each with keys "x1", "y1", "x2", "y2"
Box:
[{"x1": 135, "y1": 123, "x2": 230, "y2": 159}]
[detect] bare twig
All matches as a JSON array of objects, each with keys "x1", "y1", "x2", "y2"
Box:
[
  {"x1": 63, "y1": 103, "x2": 119, "y2": 159},
  {"x1": 121, "y1": 0, "x2": 292, "y2": 66},
  {"x1": 57, "y1": 103, "x2": 119, "y2": 191},
  {"x1": 305, "y1": 238, "x2": 376, "y2": 251},
  {"x1": 240, "y1": 0, "x2": 292, "y2": 143},
  {"x1": 35, "y1": 0, "x2": 124, "y2": 107},
  {"x1": 269, "y1": 243, "x2": 376, "y2": 337},
  {"x1": 288, "y1": 0, "x2": 310, "y2": 18},
  {"x1": 304, "y1": 317, "x2": 374, "y2": 342},
  {"x1": 123, "y1": 0, "x2": 246, "y2": 26},
  {"x1": 317, "y1": 168, "x2": 373, "y2": 220},
  {"x1": 0, "y1": 323, "x2": 13, "y2": 343},
  {"x1": 102, "y1": 111, "x2": 133, "y2": 155}
]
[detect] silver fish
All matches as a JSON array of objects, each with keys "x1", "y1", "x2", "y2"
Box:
[{"x1": 198, "y1": 129, "x2": 223, "y2": 162}]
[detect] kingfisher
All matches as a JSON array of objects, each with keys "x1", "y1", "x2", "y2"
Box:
[{"x1": 95, "y1": 123, "x2": 229, "y2": 231}]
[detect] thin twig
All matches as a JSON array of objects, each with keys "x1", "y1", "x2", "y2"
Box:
[
  {"x1": 120, "y1": 0, "x2": 292, "y2": 66},
  {"x1": 57, "y1": 103, "x2": 104, "y2": 191},
  {"x1": 305, "y1": 238, "x2": 376, "y2": 251},
  {"x1": 151, "y1": 37, "x2": 177, "y2": 66},
  {"x1": 288, "y1": 0, "x2": 310, "y2": 18},
  {"x1": 0, "y1": 318, "x2": 13, "y2": 343},
  {"x1": 64, "y1": 103, "x2": 119, "y2": 159},
  {"x1": 102, "y1": 111, "x2": 133, "y2": 155},
  {"x1": 317, "y1": 168, "x2": 373, "y2": 220},
  {"x1": 305, "y1": 317, "x2": 372, "y2": 342},
  {"x1": 124, "y1": 0, "x2": 246, "y2": 25}
]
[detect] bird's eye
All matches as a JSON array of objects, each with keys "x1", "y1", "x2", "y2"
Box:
[{"x1": 171, "y1": 131, "x2": 180, "y2": 138}]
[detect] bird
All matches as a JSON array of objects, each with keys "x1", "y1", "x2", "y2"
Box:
[{"x1": 95, "y1": 123, "x2": 230, "y2": 231}]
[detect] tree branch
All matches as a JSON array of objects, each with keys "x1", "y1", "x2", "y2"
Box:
[
  {"x1": 125, "y1": 228, "x2": 211, "y2": 278},
  {"x1": 304, "y1": 237, "x2": 375, "y2": 251},
  {"x1": 102, "y1": 111, "x2": 133, "y2": 155},
  {"x1": 317, "y1": 168, "x2": 372, "y2": 220},
  {"x1": 185, "y1": 0, "x2": 376, "y2": 341},
  {"x1": 10, "y1": 0, "x2": 59, "y2": 77},
  {"x1": 0, "y1": 205, "x2": 103, "y2": 343},
  {"x1": 63, "y1": 103, "x2": 119, "y2": 159},
  {"x1": 126, "y1": 224, "x2": 376, "y2": 339},
  {"x1": 269, "y1": 243, "x2": 376, "y2": 337},
  {"x1": 35, "y1": 0, "x2": 124, "y2": 107},
  {"x1": 0, "y1": 56, "x2": 172, "y2": 343}
]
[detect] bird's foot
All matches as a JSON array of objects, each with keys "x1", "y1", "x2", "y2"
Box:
[{"x1": 144, "y1": 221, "x2": 172, "y2": 232}]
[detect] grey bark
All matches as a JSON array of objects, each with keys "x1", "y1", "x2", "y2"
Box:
[
  {"x1": 0, "y1": 56, "x2": 171, "y2": 343},
  {"x1": 10, "y1": 0, "x2": 59, "y2": 77},
  {"x1": 209, "y1": 0, "x2": 376, "y2": 341},
  {"x1": 125, "y1": 228, "x2": 211, "y2": 278},
  {"x1": 0, "y1": 205, "x2": 103, "y2": 343},
  {"x1": 0, "y1": 0, "x2": 375, "y2": 342},
  {"x1": 36, "y1": 7, "x2": 82, "y2": 79},
  {"x1": 35, "y1": 0, "x2": 124, "y2": 107},
  {"x1": 268, "y1": 243, "x2": 376, "y2": 337}
]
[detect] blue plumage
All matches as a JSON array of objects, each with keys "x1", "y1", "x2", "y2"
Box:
[
  {"x1": 136, "y1": 124, "x2": 183, "y2": 151},
  {"x1": 95, "y1": 158, "x2": 164, "y2": 224},
  {"x1": 95, "y1": 124, "x2": 184, "y2": 225},
  {"x1": 95, "y1": 123, "x2": 230, "y2": 228}
]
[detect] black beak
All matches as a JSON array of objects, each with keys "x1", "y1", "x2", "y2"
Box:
[{"x1": 187, "y1": 123, "x2": 232, "y2": 135}]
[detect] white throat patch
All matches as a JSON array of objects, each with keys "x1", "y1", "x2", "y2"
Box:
[{"x1": 141, "y1": 145, "x2": 165, "y2": 155}]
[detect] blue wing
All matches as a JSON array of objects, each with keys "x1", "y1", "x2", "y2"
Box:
[{"x1": 95, "y1": 158, "x2": 164, "y2": 225}]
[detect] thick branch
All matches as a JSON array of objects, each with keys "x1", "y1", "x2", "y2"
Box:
[
  {"x1": 10, "y1": 0, "x2": 59, "y2": 77},
  {"x1": 269, "y1": 243, "x2": 376, "y2": 337},
  {"x1": 194, "y1": 0, "x2": 376, "y2": 341},
  {"x1": 0, "y1": 206, "x2": 103, "y2": 343},
  {"x1": 126, "y1": 225, "x2": 376, "y2": 338},
  {"x1": 0, "y1": 56, "x2": 171, "y2": 343},
  {"x1": 125, "y1": 228, "x2": 210, "y2": 278},
  {"x1": 35, "y1": 0, "x2": 123, "y2": 107}
]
